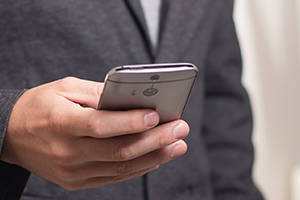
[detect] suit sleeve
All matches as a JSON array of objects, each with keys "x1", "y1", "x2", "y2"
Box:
[
  {"x1": 0, "y1": 90, "x2": 30, "y2": 200},
  {"x1": 201, "y1": 1, "x2": 264, "y2": 199}
]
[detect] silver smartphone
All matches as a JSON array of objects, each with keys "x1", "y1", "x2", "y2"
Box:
[{"x1": 97, "y1": 63, "x2": 198, "y2": 123}]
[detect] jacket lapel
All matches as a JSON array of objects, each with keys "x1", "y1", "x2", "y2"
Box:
[
  {"x1": 124, "y1": 0, "x2": 148, "y2": 33},
  {"x1": 124, "y1": 0, "x2": 155, "y2": 57},
  {"x1": 155, "y1": 0, "x2": 212, "y2": 62},
  {"x1": 123, "y1": 0, "x2": 213, "y2": 63}
]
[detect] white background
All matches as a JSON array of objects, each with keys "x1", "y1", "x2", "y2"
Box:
[{"x1": 234, "y1": 0, "x2": 300, "y2": 199}]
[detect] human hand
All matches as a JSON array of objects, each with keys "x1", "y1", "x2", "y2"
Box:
[{"x1": 0, "y1": 77, "x2": 189, "y2": 191}]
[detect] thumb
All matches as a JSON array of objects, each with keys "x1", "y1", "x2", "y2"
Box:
[{"x1": 55, "y1": 77, "x2": 104, "y2": 109}]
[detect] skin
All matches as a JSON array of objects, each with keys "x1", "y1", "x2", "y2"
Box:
[{"x1": 0, "y1": 77, "x2": 189, "y2": 191}]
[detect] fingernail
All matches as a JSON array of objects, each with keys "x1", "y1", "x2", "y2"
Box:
[
  {"x1": 171, "y1": 145, "x2": 185, "y2": 158},
  {"x1": 173, "y1": 122, "x2": 188, "y2": 140},
  {"x1": 144, "y1": 111, "x2": 159, "y2": 127}
]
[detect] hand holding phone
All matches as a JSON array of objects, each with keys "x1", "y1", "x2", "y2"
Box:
[
  {"x1": 98, "y1": 63, "x2": 198, "y2": 123},
  {"x1": 3, "y1": 77, "x2": 189, "y2": 190}
]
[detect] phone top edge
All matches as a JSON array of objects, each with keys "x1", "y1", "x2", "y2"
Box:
[
  {"x1": 106, "y1": 62, "x2": 197, "y2": 75},
  {"x1": 103, "y1": 63, "x2": 198, "y2": 83},
  {"x1": 119, "y1": 62, "x2": 197, "y2": 71}
]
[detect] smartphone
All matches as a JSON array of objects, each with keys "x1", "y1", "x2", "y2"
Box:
[{"x1": 97, "y1": 63, "x2": 198, "y2": 123}]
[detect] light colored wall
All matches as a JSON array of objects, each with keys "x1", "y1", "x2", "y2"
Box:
[{"x1": 234, "y1": 0, "x2": 300, "y2": 200}]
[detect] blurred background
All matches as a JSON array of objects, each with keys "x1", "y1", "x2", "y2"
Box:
[{"x1": 234, "y1": 0, "x2": 300, "y2": 199}]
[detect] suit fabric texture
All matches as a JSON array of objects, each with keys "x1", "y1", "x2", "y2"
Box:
[{"x1": 0, "y1": 0, "x2": 264, "y2": 200}]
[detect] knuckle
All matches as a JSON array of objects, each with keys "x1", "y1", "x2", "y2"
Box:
[
  {"x1": 126, "y1": 115, "x2": 135, "y2": 132},
  {"x1": 48, "y1": 106, "x2": 67, "y2": 133},
  {"x1": 59, "y1": 77, "x2": 76, "y2": 86},
  {"x1": 55, "y1": 167, "x2": 75, "y2": 182},
  {"x1": 116, "y1": 162, "x2": 134, "y2": 176},
  {"x1": 55, "y1": 77, "x2": 78, "y2": 93},
  {"x1": 155, "y1": 131, "x2": 167, "y2": 148},
  {"x1": 110, "y1": 176, "x2": 126, "y2": 185},
  {"x1": 126, "y1": 112, "x2": 139, "y2": 132},
  {"x1": 86, "y1": 116, "x2": 101, "y2": 136},
  {"x1": 51, "y1": 145, "x2": 75, "y2": 166},
  {"x1": 113, "y1": 143, "x2": 133, "y2": 161}
]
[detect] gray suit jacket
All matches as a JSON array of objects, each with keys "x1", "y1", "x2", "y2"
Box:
[{"x1": 0, "y1": 0, "x2": 264, "y2": 199}]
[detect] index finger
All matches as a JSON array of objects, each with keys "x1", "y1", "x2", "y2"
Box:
[{"x1": 66, "y1": 107, "x2": 160, "y2": 138}]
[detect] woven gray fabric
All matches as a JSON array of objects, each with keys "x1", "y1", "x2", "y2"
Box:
[{"x1": 0, "y1": 90, "x2": 26, "y2": 155}]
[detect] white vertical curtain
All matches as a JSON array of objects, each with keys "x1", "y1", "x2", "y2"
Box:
[{"x1": 234, "y1": 0, "x2": 300, "y2": 200}]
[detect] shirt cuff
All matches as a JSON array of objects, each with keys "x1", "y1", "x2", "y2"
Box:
[{"x1": 0, "y1": 89, "x2": 27, "y2": 156}]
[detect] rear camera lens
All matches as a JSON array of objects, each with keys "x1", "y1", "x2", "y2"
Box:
[{"x1": 143, "y1": 88, "x2": 159, "y2": 97}]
